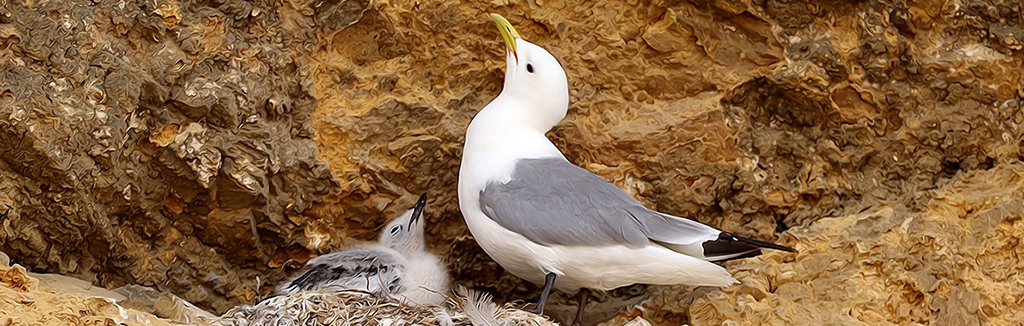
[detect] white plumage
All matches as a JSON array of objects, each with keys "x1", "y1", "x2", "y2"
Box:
[
  {"x1": 276, "y1": 194, "x2": 450, "y2": 306},
  {"x1": 458, "y1": 14, "x2": 794, "y2": 325}
]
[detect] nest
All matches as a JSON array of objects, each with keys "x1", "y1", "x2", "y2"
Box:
[{"x1": 214, "y1": 289, "x2": 557, "y2": 326}]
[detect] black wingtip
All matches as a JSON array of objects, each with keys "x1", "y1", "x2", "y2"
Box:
[
  {"x1": 727, "y1": 232, "x2": 796, "y2": 253},
  {"x1": 703, "y1": 232, "x2": 795, "y2": 261}
]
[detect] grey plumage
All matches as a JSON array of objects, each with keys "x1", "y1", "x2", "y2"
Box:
[
  {"x1": 277, "y1": 247, "x2": 405, "y2": 296},
  {"x1": 480, "y1": 158, "x2": 792, "y2": 261},
  {"x1": 273, "y1": 194, "x2": 450, "y2": 306}
]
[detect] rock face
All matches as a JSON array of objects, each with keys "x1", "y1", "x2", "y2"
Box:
[
  {"x1": 0, "y1": 255, "x2": 178, "y2": 325},
  {"x1": 0, "y1": 0, "x2": 336, "y2": 312},
  {"x1": 599, "y1": 163, "x2": 1024, "y2": 325},
  {"x1": 1, "y1": 0, "x2": 1022, "y2": 324}
]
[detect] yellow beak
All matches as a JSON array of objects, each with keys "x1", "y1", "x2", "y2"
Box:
[{"x1": 490, "y1": 13, "x2": 521, "y2": 61}]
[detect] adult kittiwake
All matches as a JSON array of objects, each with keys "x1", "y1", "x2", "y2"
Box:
[{"x1": 457, "y1": 14, "x2": 795, "y2": 326}]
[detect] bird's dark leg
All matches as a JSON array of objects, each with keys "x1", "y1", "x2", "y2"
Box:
[
  {"x1": 525, "y1": 272, "x2": 556, "y2": 314},
  {"x1": 570, "y1": 288, "x2": 590, "y2": 326}
]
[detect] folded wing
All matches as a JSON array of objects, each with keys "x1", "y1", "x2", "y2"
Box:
[
  {"x1": 479, "y1": 158, "x2": 793, "y2": 261},
  {"x1": 276, "y1": 247, "x2": 405, "y2": 296}
]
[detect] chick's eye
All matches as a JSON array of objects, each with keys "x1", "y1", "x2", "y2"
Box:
[
  {"x1": 390, "y1": 225, "x2": 402, "y2": 235},
  {"x1": 526, "y1": 64, "x2": 534, "y2": 73}
]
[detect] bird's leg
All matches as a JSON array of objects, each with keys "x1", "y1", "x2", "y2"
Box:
[
  {"x1": 525, "y1": 272, "x2": 556, "y2": 314},
  {"x1": 570, "y1": 288, "x2": 590, "y2": 326}
]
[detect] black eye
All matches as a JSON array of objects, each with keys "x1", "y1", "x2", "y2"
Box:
[
  {"x1": 390, "y1": 225, "x2": 402, "y2": 235},
  {"x1": 526, "y1": 64, "x2": 534, "y2": 73}
]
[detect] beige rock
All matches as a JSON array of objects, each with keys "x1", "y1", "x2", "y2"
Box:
[
  {"x1": 0, "y1": 0, "x2": 1022, "y2": 324},
  {"x1": 600, "y1": 162, "x2": 1024, "y2": 325},
  {"x1": 0, "y1": 261, "x2": 179, "y2": 325}
]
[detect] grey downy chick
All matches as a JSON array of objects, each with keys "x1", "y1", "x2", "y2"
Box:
[{"x1": 275, "y1": 194, "x2": 451, "y2": 306}]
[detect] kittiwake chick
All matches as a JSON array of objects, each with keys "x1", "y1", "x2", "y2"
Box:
[{"x1": 276, "y1": 193, "x2": 450, "y2": 306}]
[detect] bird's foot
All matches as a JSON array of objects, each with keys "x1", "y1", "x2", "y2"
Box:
[
  {"x1": 522, "y1": 272, "x2": 557, "y2": 315},
  {"x1": 569, "y1": 288, "x2": 590, "y2": 326},
  {"x1": 521, "y1": 300, "x2": 547, "y2": 314}
]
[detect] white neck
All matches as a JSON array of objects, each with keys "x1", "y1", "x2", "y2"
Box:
[
  {"x1": 496, "y1": 91, "x2": 567, "y2": 134},
  {"x1": 476, "y1": 93, "x2": 553, "y2": 134},
  {"x1": 459, "y1": 95, "x2": 566, "y2": 188},
  {"x1": 466, "y1": 96, "x2": 564, "y2": 155}
]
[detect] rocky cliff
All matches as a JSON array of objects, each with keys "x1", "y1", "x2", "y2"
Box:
[{"x1": 0, "y1": 0, "x2": 1021, "y2": 324}]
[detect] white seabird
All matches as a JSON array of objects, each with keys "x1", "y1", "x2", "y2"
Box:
[
  {"x1": 276, "y1": 193, "x2": 451, "y2": 306},
  {"x1": 457, "y1": 14, "x2": 795, "y2": 325}
]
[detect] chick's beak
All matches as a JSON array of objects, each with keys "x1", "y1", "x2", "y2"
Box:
[
  {"x1": 490, "y1": 13, "x2": 521, "y2": 62},
  {"x1": 409, "y1": 193, "x2": 427, "y2": 228}
]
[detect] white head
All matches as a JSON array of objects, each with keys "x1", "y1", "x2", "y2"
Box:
[
  {"x1": 490, "y1": 14, "x2": 569, "y2": 133},
  {"x1": 378, "y1": 193, "x2": 428, "y2": 252}
]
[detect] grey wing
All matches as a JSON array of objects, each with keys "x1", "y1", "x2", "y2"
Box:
[
  {"x1": 275, "y1": 247, "x2": 405, "y2": 297},
  {"x1": 479, "y1": 158, "x2": 721, "y2": 250}
]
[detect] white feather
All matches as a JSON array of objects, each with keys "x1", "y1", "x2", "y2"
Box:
[
  {"x1": 435, "y1": 307, "x2": 456, "y2": 326},
  {"x1": 456, "y1": 285, "x2": 501, "y2": 326}
]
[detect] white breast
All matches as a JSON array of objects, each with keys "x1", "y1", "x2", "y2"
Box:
[
  {"x1": 398, "y1": 251, "x2": 451, "y2": 306},
  {"x1": 458, "y1": 100, "x2": 739, "y2": 292},
  {"x1": 457, "y1": 100, "x2": 569, "y2": 286}
]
